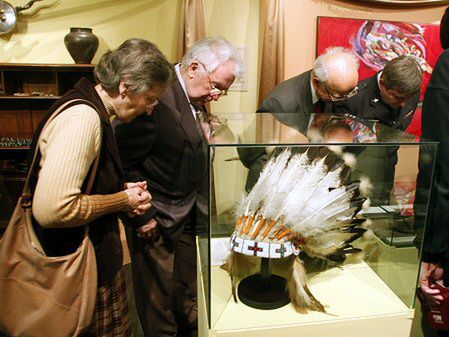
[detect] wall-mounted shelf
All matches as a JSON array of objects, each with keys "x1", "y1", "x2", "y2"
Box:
[{"x1": 0, "y1": 63, "x2": 95, "y2": 228}]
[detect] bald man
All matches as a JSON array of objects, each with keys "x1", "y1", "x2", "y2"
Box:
[
  {"x1": 240, "y1": 47, "x2": 359, "y2": 192},
  {"x1": 257, "y1": 46, "x2": 360, "y2": 133}
]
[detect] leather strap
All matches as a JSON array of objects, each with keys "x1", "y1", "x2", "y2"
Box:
[{"x1": 22, "y1": 99, "x2": 101, "y2": 203}]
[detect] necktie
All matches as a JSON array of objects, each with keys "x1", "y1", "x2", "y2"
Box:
[
  {"x1": 313, "y1": 100, "x2": 324, "y2": 114},
  {"x1": 195, "y1": 106, "x2": 211, "y2": 140}
]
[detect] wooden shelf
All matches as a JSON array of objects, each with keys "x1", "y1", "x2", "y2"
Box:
[
  {"x1": 0, "y1": 63, "x2": 94, "y2": 139},
  {"x1": 0, "y1": 95, "x2": 59, "y2": 100},
  {"x1": 0, "y1": 63, "x2": 95, "y2": 71},
  {"x1": 0, "y1": 146, "x2": 30, "y2": 151}
]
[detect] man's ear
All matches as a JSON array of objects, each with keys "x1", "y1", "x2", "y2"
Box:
[{"x1": 188, "y1": 61, "x2": 200, "y2": 79}]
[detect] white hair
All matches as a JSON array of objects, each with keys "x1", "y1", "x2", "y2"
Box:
[
  {"x1": 313, "y1": 46, "x2": 359, "y2": 83},
  {"x1": 181, "y1": 37, "x2": 244, "y2": 78}
]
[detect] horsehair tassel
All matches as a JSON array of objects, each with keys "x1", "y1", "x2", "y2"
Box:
[
  {"x1": 245, "y1": 216, "x2": 255, "y2": 235},
  {"x1": 252, "y1": 217, "x2": 266, "y2": 239},
  {"x1": 262, "y1": 219, "x2": 277, "y2": 239}
]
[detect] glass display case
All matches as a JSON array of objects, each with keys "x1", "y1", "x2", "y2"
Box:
[{"x1": 197, "y1": 113, "x2": 437, "y2": 337}]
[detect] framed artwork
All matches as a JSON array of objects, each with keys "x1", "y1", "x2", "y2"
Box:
[{"x1": 317, "y1": 16, "x2": 443, "y2": 100}]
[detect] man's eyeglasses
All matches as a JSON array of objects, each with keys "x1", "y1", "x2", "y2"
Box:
[
  {"x1": 323, "y1": 83, "x2": 358, "y2": 102},
  {"x1": 198, "y1": 62, "x2": 229, "y2": 97}
]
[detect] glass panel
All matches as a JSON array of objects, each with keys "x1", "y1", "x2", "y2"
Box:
[
  {"x1": 209, "y1": 113, "x2": 426, "y2": 146},
  {"x1": 199, "y1": 112, "x2": 437, "y2": 331}
]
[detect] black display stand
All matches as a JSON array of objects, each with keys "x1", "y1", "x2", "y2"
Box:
[{"x1": 238, "y1": 257, "x2": 290, "y2": 310}]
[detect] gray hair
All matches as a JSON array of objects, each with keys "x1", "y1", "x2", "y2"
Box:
[
  {"x1": 181, "y1": 37, "x2": 244, "y2": 78},
  {"x1": 95, "y1": 38, "x2": 175, "y2": 95},
  {"x1": 381, "y1": 55, "x2": 422, "y2": 95},
  {"x1": 313, "y1": 47, "x2": 359, "y2": 83}
]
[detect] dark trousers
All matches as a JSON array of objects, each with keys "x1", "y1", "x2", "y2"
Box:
[{"x1": 126, "y1": 225, "x2": 197, "y2": 337}]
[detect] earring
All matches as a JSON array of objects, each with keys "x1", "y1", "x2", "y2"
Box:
[{"x1": 121, "y1": 90, "x2": 127, "y2": 99}]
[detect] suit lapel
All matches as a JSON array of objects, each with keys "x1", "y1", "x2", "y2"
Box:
[
  {"x1": 170, "y1": 79, "x2": 203, "y2": 149},
  {"x1": 365, "y1": 75, "x2": 387, "y2": 121},
  {"x1": 299, "y1": 70, "x2": 314, "y2": 114}
]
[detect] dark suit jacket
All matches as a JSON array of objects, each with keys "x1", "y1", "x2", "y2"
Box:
[
  {"x1": 415, "y1": 49, "x2": 449, "y2": 262},
  {"x1": 257, "y1": 70, "x2": 314, "y2": 134},
  {"x1": 113, "y1": 79, "x2": 208, "y2": 248},
  {"x1": 333, "y1": 73, "x2": 420, "y2": 131}
]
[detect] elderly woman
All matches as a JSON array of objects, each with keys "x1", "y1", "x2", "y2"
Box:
[{"x1": 30, "y1": 39, "x2": 174, "y2": 336}]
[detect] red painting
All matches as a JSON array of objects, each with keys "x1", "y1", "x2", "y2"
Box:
[
  {"x1": 317, "y1": 17, "x2": 443, "y2": 102},
  {"x1": 317, "y1": 17, "x2": 443, "y2": 136}
]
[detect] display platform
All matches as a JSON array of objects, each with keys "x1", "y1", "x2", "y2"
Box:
[{"x1": 198, "y1": 244, "x2": 414, "y2": 337}]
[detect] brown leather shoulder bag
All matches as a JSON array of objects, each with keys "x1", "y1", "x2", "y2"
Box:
[{"x1": 0, "y1": 99, "x2": 99, "y2": 337}]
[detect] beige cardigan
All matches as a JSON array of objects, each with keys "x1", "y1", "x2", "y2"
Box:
[{"x1": 32, "y1": 104, "x2": 129, "y2": 228}]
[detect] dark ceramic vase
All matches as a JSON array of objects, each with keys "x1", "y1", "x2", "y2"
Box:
[{"x1": 64, "y1": 27, "x2": 99, "y2": 64}]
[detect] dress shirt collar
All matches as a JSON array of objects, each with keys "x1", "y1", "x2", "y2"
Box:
[
  {"x1": 310, "y1": 78, "x2": 319, "y2": 105},
  {"x1": 376, "y1": 71, "x2": 383, "y2": 90}
]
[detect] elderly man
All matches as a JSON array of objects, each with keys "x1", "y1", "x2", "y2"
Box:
[
  {"x1": 114, "y1": 37, "x2": 243, "y2": 337},
  {"x1": 334, "y1": 55, "x2": 422, "y2": 131},
  {"x1": 257, "y1": 46, "x2": 359, "y2": 132},
  {"x1": 240, "y1": 47, "x2": 359, "y2": 192}
]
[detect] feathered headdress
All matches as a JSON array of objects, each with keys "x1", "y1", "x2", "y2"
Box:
[{"x1": 222, "y1": 146, "x2": 371, "y2": 313}]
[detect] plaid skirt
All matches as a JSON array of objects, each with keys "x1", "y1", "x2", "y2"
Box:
[{"x1": 83, "y1": 269, "x2": 132, "y2": 337}]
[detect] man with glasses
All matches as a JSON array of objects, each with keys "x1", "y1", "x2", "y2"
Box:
[
  {"x1": 335, "y1": 55, "x2": 422, "y2": 207},
  {"x1": 240, "y1": 47, "x2": 359, "y2": 192},
  {"x1": 113, "y1": 37, "x2": 243, "y2": 337},
  {"x1": 256, "y1": 46, "x2": 359, "y2": 132},
  {"x1": 334, "y1": 55, "x2": 422, "y2": 131}
]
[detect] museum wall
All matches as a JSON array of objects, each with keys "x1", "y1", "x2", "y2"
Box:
[
  {"x1": 284, "y1": 0, "x2": 446, "y2": 78},
  {"x1": 0, "y1": 0, "x2": 260, "y2": 115}
]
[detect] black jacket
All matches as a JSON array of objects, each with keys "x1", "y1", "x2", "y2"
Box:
[
  {"x1": 333, "y1": 73, "x2": 420, "y2": 131},
  {"x1": 113, "y1": 78, "x2": 208, "y2": 249},
  {"x1": 415, "y1": 49, "x2": 449, "y2": 262}
]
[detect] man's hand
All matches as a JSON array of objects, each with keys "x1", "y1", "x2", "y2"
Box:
[
  {"x1": 137, "y1": 218, "x2": 159, "y2": 241},
  {"x1": 420, "y1": 261, "x2": 445, "y2": 303}
]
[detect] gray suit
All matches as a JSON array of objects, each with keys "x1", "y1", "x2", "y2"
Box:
[
  {"x1": 241, "y1": 70, "x2": 328, "y2": 191},
  {"x1": 257, "y1": 70, "x2": 314, "y2": 133}
]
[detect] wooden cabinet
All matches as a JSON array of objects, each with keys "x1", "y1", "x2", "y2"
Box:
[{"x1": 0, "y1": 63, "x2": 95, "y2": 228}]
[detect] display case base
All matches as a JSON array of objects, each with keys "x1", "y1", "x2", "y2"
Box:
[{"x1": 198, "y1": 243, "x2": 414, "y2": 337}]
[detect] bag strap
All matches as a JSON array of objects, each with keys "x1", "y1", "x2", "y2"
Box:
[{"x1": 21, "y1": 99, "x2": 101, "y2": 207}]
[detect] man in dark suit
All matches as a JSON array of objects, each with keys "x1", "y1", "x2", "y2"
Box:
[
  {"x1": 416, "y1": 7, "x2": 449, "y2": 337},
  {"x1": 258, "y1": 46, "x2": 360, "y2": 133},
  {"x1": 334, "y1": 55, "x2": 422, "y2": 131},
  {"x1": 241, "y1": 47, "x2": 360, "y2": 191},
  {"x1": 113, "y1": 37, "x2": 243, "y2": 337}
]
